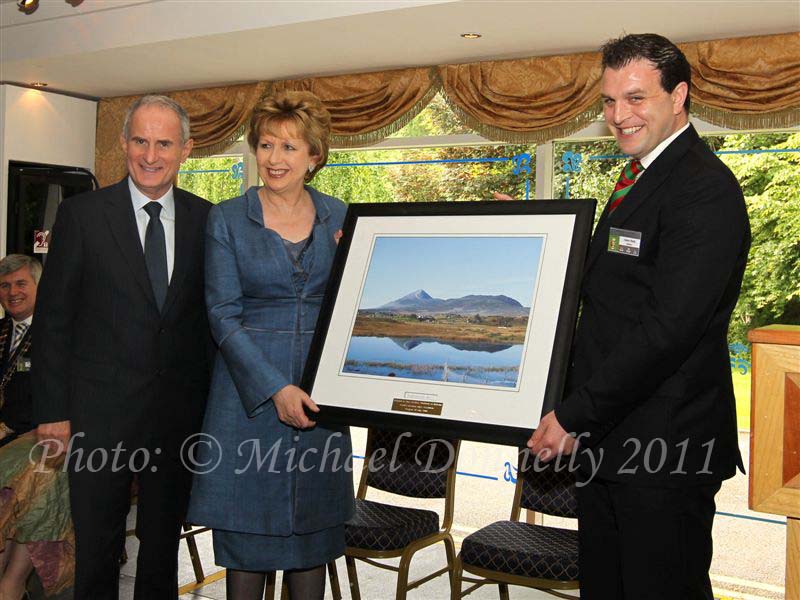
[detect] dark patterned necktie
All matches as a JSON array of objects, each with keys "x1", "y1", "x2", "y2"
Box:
[
  {"x1": 143, "y1": 202, "x2": 168, "y2": 311},
  {"x1": 608, "y1": 159, "x2": 643, "y2": 213},
  {"x1": 10, "y1": 321, "x2": 28, "y2": 355}
]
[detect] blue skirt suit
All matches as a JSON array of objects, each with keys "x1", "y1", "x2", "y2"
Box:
[{"x1": 187, "y1": 186, "x2": 354, "y2": 571}]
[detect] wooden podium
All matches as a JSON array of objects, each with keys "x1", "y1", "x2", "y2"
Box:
[{"x1": 749, "y1": 325, "x2": 800, "y2": 598}]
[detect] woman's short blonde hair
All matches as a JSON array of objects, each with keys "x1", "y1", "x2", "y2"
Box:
[{"x1": 247, "y1": 90, "x2": 331, "y2": 182}]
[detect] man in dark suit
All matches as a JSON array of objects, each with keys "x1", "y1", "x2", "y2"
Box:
[
  {"x1": 32, "y1": 95, "x2": 212, "y2": 599},
  {"x1": 0, "y1": 254, "x2": 40, "y2": 448},
  {"x1": 529, "y1": 34, "x2": 750, "y2": 599}
]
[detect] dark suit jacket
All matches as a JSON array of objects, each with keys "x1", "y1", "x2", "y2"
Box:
[
  {"x1": 556, "y1": 125, "x2": 750, "y2": 486},
  {"x1": 32, "y1": 178, "x2": 213, "y2": 451},
  {"x1": 0, "y1": 316, "x2": 33, "y2": 439}
]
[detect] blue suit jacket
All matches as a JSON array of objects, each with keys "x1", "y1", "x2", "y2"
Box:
[{"x1": 188, "y1": 186, "x2": 354, "y2": 535}]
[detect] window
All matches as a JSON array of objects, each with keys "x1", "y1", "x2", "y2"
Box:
[
  {"x1": 313, "y1": 95, "x2": 536, "y2": 203},
  {"x1": 177, "y1": 138, "x2": 246, "y2": 204}
]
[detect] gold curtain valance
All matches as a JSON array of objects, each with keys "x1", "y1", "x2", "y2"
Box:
[
  {"x1": 272, "y1": 67, "x2": 438, "y2": 147},
  {"x1": 94, "y1": 32, "x2": 800, "y2": 187},
  {"x1": 438, "y1": 51, "x2": 603, "y2": 144},
  {"x1": 436, "y1": 32, "x2": 800, "y2": 143},
  {"x1": 95, "y1": 82, "x2": 266, "y2": 186},
  {"x1": 177, "y1": 82, "x2": 269, "y2": 156},
  {"x1": 681, "y1": 32, "x2": 800, "y2": 129}
]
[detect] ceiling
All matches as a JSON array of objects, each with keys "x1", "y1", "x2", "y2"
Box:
[{"x1": 1, "y1": 0, "x2": 798, "y2": 98}]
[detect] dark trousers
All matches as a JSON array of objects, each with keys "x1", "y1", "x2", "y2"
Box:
[
  {"x1": 67, "y1": 441, "x2": 192, "y2": 600},
  {"x1": 576, "y1": 478, "x2": 721, "y2": 600}
]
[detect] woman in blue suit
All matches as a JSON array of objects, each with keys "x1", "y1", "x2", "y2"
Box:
[{"x1": 188, "y1": 91, "x2": 354, "y2": 600}]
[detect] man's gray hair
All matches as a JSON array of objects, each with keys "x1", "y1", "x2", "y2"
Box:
[
  {"x1": 0, "y1": 254, "x2": 42, "y2": 284},
  {"x1": 121, "y1": 95, "x2": 191, "y2": 144}
]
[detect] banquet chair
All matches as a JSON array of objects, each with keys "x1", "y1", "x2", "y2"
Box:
[
  {"x1": 329, "y1": 428, "x2": 461, "y2": 600},
  {"x1": 452, "y1": 451, "x2": 579, "y2": 599}
]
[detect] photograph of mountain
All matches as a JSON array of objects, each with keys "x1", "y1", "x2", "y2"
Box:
[{"x1": 341, "y1": 235, "x2": 544, "y2": 388}]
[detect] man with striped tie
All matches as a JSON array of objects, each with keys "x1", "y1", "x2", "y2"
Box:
[
  {"x1": 0, "y1": 254, "x2": 40, "y2": 448},
  {"x1": 528, "y1": 34, "x2": 750, "y2": 599}
]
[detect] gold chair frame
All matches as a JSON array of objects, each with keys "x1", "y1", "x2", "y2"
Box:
[{"x1": 177, "y1": 523, "x2": 221, "y2": 593}]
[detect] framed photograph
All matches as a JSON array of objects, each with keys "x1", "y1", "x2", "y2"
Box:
[{"x1": 302, "y1": 200, "x2": 596, "y2": 446}]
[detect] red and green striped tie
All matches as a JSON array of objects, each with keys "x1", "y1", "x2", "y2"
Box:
[{"x1": 608, "y1": 159, "x2": 643, "y2": 213}]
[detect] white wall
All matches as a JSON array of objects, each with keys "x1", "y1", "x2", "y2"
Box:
[{"x1": 0, "y1": 84, "x2": 97, "y2": 254}]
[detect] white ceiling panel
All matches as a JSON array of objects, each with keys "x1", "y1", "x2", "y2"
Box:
[{"x1": 1, "y1": 0, "x2": 798, "y2": 97}]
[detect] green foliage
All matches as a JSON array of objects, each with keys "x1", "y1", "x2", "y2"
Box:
[
  {"x1": 434, "y1": 145, "x2": 533, "y2": 202},
  {"x1": 314, "y1": 151, "x2": 394, "y2": 204},
  {"x1": 553, "y1": 139, "x2": 622, "y2": 228},
  {"x1": 314, "y1": 94, "x2": 535, "y2": 203},
  {"x1": 719, "y1": 133, "x2": 800, "y2": 343},
  {"x1": 177, "y1": 156, "x2": 243, "y2": 204},
  {"x1": 315, "y1": 145, "x2": 534, "y2": 204},
  {"x1": 558, "y1": 132, "x2": 800, "y2": 344},
  {"x1": 389, "y1": 95, "x2": 471, "y2": 137}
]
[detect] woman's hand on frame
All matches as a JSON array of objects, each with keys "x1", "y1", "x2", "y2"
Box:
[{"x1": 273, "y1": 384, "x2": 319, "y2": 429}]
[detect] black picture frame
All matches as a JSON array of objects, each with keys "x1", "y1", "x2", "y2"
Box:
[{"x1": 301, "y1": 199, "x2": 596, "y2": 446}]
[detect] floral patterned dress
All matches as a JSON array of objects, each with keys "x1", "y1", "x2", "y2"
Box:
[{"x1": 0, "y1": 431, "x2": 74, "y2": 596}]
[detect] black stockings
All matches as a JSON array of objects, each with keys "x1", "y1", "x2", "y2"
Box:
[
  {"x1": 284, "y1": 565, "x2": 326, "y2": 600},
  {"x1": 226, "y1": 565, "x2": 326, "y2": 600},
  {"x1": 226, "y1": 569, "x2": 265, "y2": 600}
]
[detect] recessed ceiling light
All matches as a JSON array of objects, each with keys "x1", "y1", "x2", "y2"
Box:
[
  {"x1": 460, "y1": 33, "x2": 482, "y2": 40},
  {"x1": 17, "y1": 0, "x2": 83, "y2": 15},
  {"x1": 17, "y1": 0, "x2": 39, "y2": 14},
  {"x1": 30, "y1": 82, "x2": 48, "y2": 88}
]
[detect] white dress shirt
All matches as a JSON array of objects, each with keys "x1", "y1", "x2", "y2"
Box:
[
  {"x1": 128, "y1": 178, "x2": 175, "y2": 282},
  {"x1": 639, "y1": 122, "x2": 691, "y2": 169}
]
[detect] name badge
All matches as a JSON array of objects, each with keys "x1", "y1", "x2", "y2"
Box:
[
  {"x1": 608, "y1": 227, "x2": 642, "y2": 257},
  {"x1": 16, "y1": 357, "x2": 31, "y2": 372}
]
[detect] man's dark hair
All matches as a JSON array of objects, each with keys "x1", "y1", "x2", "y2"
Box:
[{"x1": 601, "y1": 33, "x2": 692, "y2": 111}]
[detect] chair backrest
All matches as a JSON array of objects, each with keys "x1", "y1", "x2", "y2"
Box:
[
  {"x1": 515, "y1": 450, "x2": 577, "y2": 519},
  {"x1": 361, "y1": 429, "x2": 460, "y2": 500}
]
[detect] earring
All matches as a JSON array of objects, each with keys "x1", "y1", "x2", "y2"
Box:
[{"x1": 308, "y1": 164, "x2": 315, "y2": 173}]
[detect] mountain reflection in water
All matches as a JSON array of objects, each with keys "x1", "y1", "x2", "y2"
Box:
[
  {"x1": 343, "y1": 335, "x2": 523, "y2": 388},
  {"x1": 388, "y1": 337, "x2": 512, "y2": 353}
]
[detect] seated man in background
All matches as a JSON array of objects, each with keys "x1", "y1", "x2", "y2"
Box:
[
  {"x1": 0, "y1": 253, "x2": 73, "y2": 600},
  {"x1": 0, "y1": 254, "x2": 39, "y2": 448}
]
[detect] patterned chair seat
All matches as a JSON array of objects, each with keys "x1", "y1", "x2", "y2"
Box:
[
  {"x1": 459, "y1": 520, "x2": 578, "y2": 582},
  {"x1": 345, "y1": 499, "x2": 440, "y2": 552}
]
